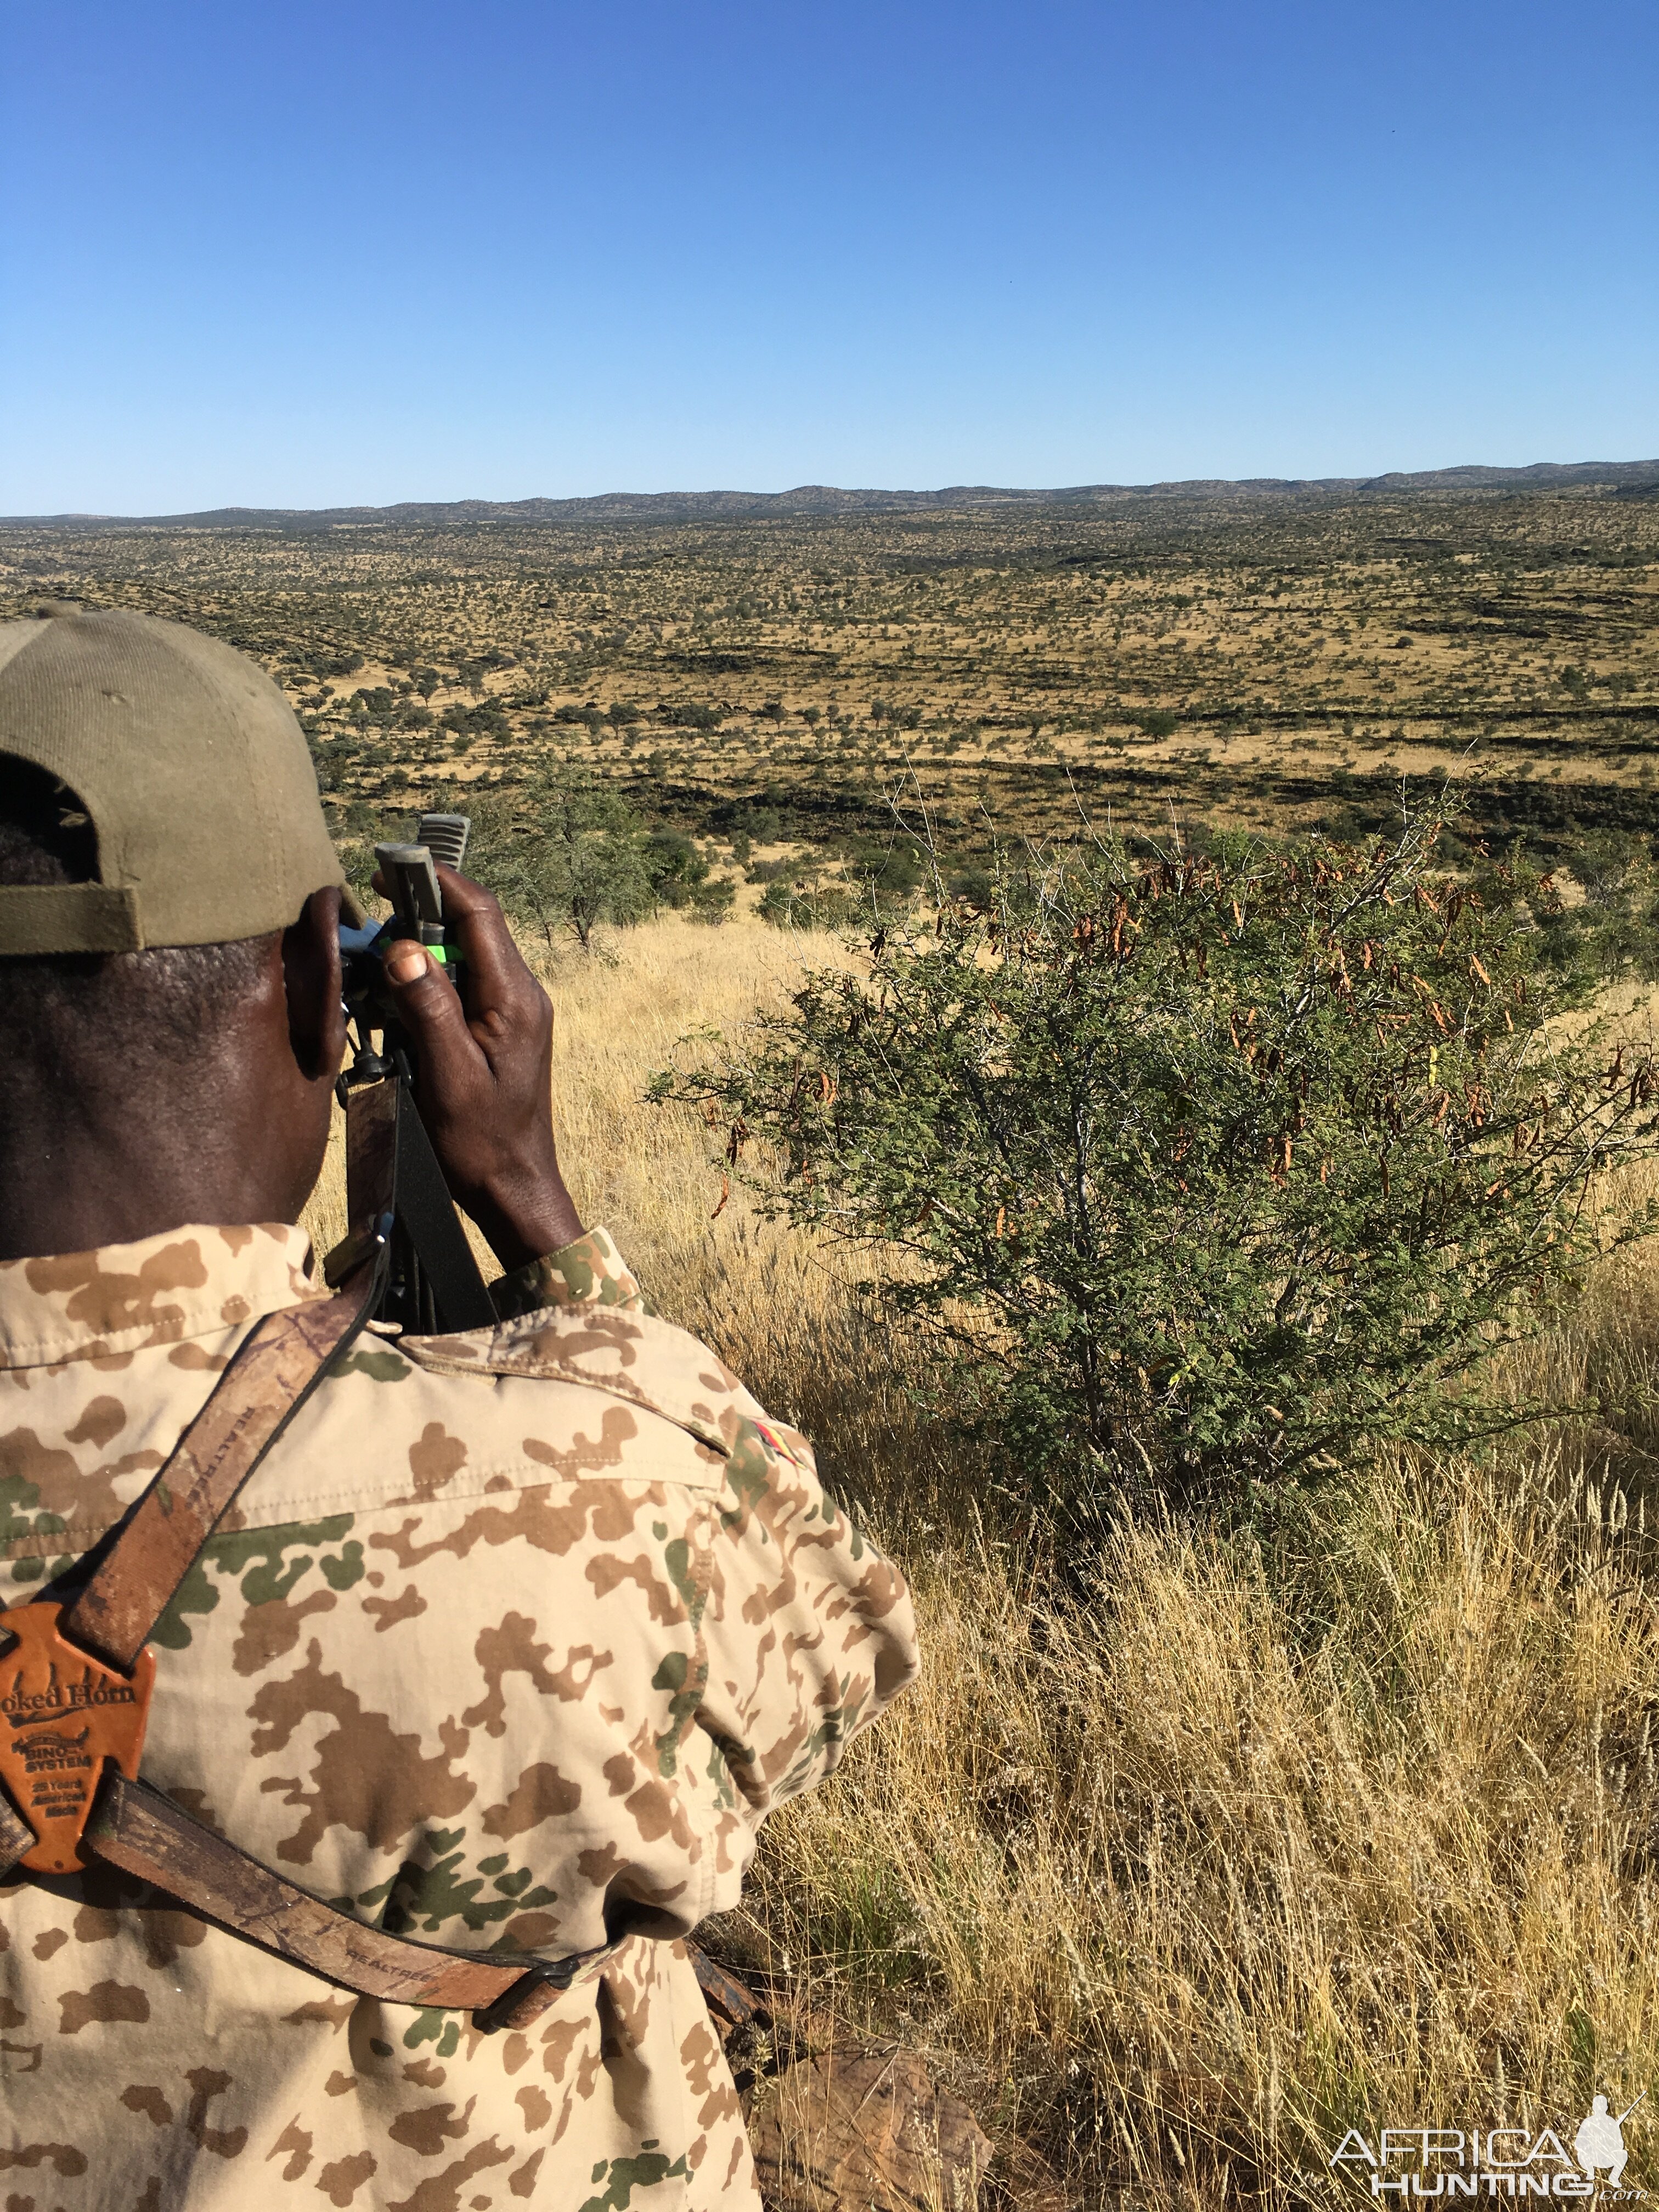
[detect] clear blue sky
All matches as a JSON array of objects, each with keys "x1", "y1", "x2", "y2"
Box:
[{"x1": 4, "y1": 0, "x2": 1655, "y2": 512}]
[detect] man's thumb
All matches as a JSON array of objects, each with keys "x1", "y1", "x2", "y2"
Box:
[
  {"x1": 384, "y1": 945, "x2": 469, "y2": 1069},
  {"x1": 385, "y1": 943, "x2": 433, "y2": 990}
]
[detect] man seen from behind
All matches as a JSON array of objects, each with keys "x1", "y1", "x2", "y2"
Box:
[{"x1": 0, "y1": 606, "x2": 919, "y2": 2209}]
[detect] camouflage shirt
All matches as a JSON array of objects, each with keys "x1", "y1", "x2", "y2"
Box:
[{"x1": 0, "y1": 1222, "x2": 918, "y2": 2211}]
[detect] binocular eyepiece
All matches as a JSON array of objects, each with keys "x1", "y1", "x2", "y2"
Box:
[{"x1": 370, "y1": 811, "x2": 470, "y2": 947}]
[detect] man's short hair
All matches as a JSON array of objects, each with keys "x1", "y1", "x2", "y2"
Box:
[{"x1": 0, "y1": 755, "x2": 275, "y2": 1065}]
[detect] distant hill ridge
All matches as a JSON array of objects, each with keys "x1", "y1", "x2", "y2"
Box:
[{"x1": 13, "y1": 459, "x2": 1659, "y2": 530}]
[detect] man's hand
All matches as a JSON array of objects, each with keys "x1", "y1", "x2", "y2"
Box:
[{"x1": 377, "y1": 865, "x2": 583, "y2": 1270}]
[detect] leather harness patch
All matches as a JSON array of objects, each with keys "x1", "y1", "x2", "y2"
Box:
[{"x1": 0, "y1": 1601, "x2": 155, "y2": 1874}]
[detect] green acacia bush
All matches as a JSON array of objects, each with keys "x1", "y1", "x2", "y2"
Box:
[
  {"x1": 643, "y1": 827, "x2": 737, "y2": 922},
  {"x1": 658, "y1": 798, "x2": 1659, "y2": 1501}
]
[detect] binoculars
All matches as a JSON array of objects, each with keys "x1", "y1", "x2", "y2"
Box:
[{"x1": 329, "y1": 810, "x2": 496, "y2": 1333}]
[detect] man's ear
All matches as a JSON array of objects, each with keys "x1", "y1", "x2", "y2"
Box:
[{"x1": 282, "y1": 888, "x2": 347, "y2": 1084}]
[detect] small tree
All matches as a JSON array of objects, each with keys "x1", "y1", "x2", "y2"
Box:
[
  {"x1": 429, "y1": 768, "x2": 653, "y2": 952},
  {"x1": 657, "y1": 795, "x2": 1659, "y2": 1503}
]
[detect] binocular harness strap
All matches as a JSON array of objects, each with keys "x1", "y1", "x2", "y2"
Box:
[
  {"x1": 86, "y1": 1773, "x2": 605, "y2": 2033},
  {"x1": 0, "y1": 1246, "x2": 604, "y2": 2033},
  {"x1": 66, "y1": 1265, "x2": 385, "y2": 1673}
]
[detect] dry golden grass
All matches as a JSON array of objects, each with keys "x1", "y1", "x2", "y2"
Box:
[{"x1": 305, "y1": 916, "x2": 1659, "y2": 2207}]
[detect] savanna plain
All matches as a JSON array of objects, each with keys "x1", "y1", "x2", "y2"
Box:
[{"x1": 10, "y1": 476, "x2": 1659, "y2": 2207}]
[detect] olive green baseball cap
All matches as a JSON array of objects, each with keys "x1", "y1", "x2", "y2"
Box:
[{"x1": 0, "y1": 604, "x2": 348, "y2": 955}]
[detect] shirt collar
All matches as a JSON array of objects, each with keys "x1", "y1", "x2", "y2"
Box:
[{"x1": 0, "y1": 1222, "x2": 324, "y2": 1370}]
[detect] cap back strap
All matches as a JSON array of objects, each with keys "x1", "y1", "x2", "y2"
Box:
[{"x1": 0, "y1": 883, "x2": 143, "y2": 955}]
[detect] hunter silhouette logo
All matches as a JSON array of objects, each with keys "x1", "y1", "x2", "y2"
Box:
[
  {"x1": 1329, "y1": 2092, "x2": 1647, "y2": 2197},
  {"x1": 1576, "y1": 2097, "x2": 1645, "y2": 2192}
]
